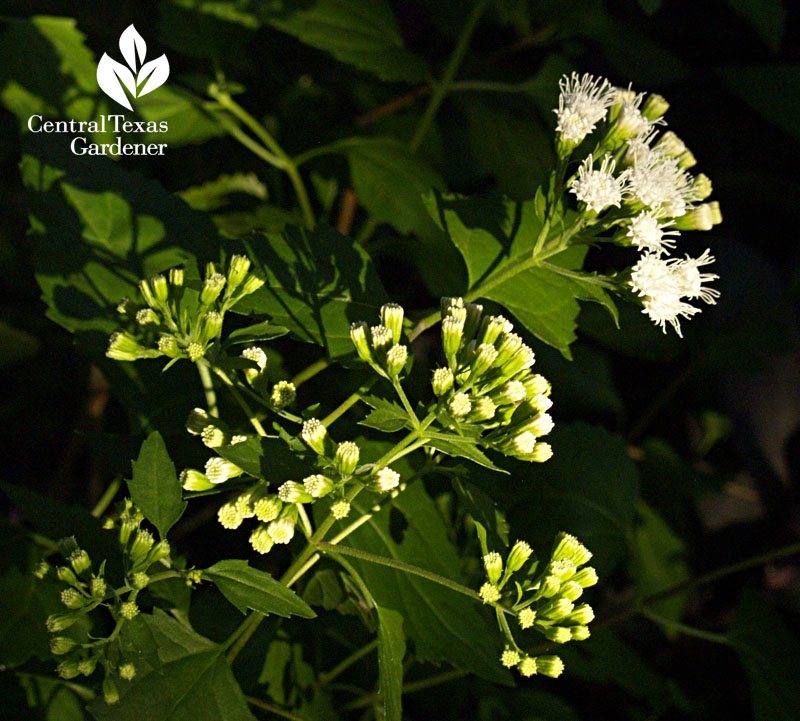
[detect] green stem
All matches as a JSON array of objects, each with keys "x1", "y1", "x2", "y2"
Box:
[
  {"x1": 245, "y1": 695, "x2": 313, "y2": 721},
  {"x1": 91, "y1": 477, "x2": 122, "y2": 518},
  {"x1": 343, "y1": 669, "x2": 467, "y2": 711},
  {"x1": 392, "y1": 379, "x2": 419, "y2": 427},
  {"x1": 291, "y1": 357, "x2": 330, "y2": 387},
  {"x1": 409, "y1": 0, "x2": 492, "y2": 152},
  {"x1": 319, "y1": 639, "x2": 379, "y2": 685},
  {"x1": 210, "y1": 365, "x2": 268, "y2": 437},
  {"x1": 640, "y1": 608, "x2": 729, "y2": 645},
  {"x1": 196, "y1": 360, "x2": 219, "y2": 417},
  {"x1": 322, "y1": 379, "x2": 376, "y2": 426}
]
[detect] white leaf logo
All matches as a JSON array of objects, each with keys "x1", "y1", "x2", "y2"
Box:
[{"x1": 96, "y1": 24, "x2": 169, "y2": 110}]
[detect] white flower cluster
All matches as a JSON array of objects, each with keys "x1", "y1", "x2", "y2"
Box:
[{"x1": 554, "y1": 73, "x2": 722, "y2": 336}]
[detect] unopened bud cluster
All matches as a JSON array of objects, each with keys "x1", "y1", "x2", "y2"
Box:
[
  {"x1": 350, "y1": 303, "x2": 409, "y2": 379},
  {"x1": 553, "y1": 72, "x2": 721, "y2": 336},
  {"x1": 38, "y1": 500, "x2": 177, "y2": 703},
  {"x1": 478, "y1": 529, "x2": 598, "y2": 679},
  {"x1": 106, "y1": 256, "x2": 265, "y2": 364},
  {"x1": 434, "y1": 298, "x2": 554, "y2": 463}
]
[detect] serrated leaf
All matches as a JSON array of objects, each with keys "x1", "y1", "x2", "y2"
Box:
[
  {"x1": 424, "y1": 190, "x2": 617, "y2": 356},
  {"x1": 214, "y1": 434, "x2": 309, "y2": 483},
  {"x1": 231, "y1": 225, "x2": 388, "y2": 358},
  {"x1": 204, "y1": 560, "x2": 316, "y2": 619},
  {"x1": 359, "y1": 396, "x2": 411, "y2": 433},
  {"x1": 269, "y1": 0, "x2": 428, "y2": 82},
  {"x1": 377, "y1": 606, "x2": 405, "y2": 721},
  {"x1": 426, "y1": 436, "x2": 506, "y2": 473},
  {"x1": 88, "y1": 611, "x2": 256, "y2": 721},
  {"x1": 129, "y1": 431, "x2": 187, "y2": 538},
  {"x1": 344, "y1": 482, "x2": 511, "y2": 684},
  {"x1": 728, "y1": 591, "x2": 800, "y2": 721}
]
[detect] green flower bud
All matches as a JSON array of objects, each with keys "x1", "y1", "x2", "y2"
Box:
[
  {"x1": 477, "y1": 315, "x2": 512, "y2": 346},
  {"x1": 565, "y1": 603, "x2": 595, "y2": 626},
  {"x1": 147, "y1": 539, "x2": 171, "y2": 565},
  {"x1": 441, "y1": 316, "x2": 464, "y2": 361},
  {"x1": 187, "y1": 342, "x2": 205, "y2": 362},
  {"x1": 186, "y1": 408, "x2": 212, "y2": 435},
  {"x1": 119, "y1": 601, "x2": 139, "y2": 620},
  {"x1": 536, "y1": 655, "x2": 565, "y2": 678},
  {"x1": 549, "y1": 559, "x2": 577, "y2": 581},
  {"x1": 227, "y1": 254, "x2": 251, "y2": 292},
  {"x1": 91, "y1": 577, "x2": 107, "y2": 598},
  {"x1": 528, "y1": 393, "x2": 553, "y2": 413},
  {"x1": 180, "y1": 469, "x2": 214, "y2": 494},
  {"x1": 157, "y1": 335, "x2": 181, "y2": 358},
  {"x1": 350, "y1": 321, "x2": 372, "y2": 362},
  {"x1": 479, "y1": 582, "x2": 501, "y2": 604},
  {"x1": 431, "y1": 367, "x2": 454, "y2": 397},
  {"x1": 200, "y1": 425, "x2": 228, "y2": 449},
  {"x1": 241, "y1": 346, "x2": 267, "y2": 386},
  {"x1": 301, "y1": 419, "x2": 332, "y2": 457},
  {"x1": 370, "y1": 467, "x2": 400, "y2": 493},
  {"x1": 441, "y1": 296, "x2": 464, "y2": 317},
  {"x1": 136, "y1": 308, "x2": 159, "y2": 326},
  {"x1": 552, "y1": 533, "x2": 593, "y2": 567},
  {"x1": 236, "y1": 274, "x2": 265, "y2": 299},
  {"x1": 200, "y1": 311, "x2": 223, "y2": 344},
  {"x1": 506, "y1": 540, "x2": 533, "y2": 574},
  {"x1": 517, "y1": 656, "x2": 538, "y2": 677},
  {"x1": 106, "y1": 331, "x2": 160, "y2": 362},
  {"x1": 654, "y1": 130, "x2": 686, "y2": 158},
  {"x1": 303, "y1": 474, "x2": 335, "y2": 499},
  {"x1": 463, "y1": 302, "x2": 484, "y2": 343},
  {"x1": 205, "y1": 457, "x2": 244, "y2": 484},
  {"x1": 470, "y1": 395, "x2": 496, "y2": 422},
  {"x1": 78, "y1": 657, "x2": 97, "y2": 676},
  {"x1": 270, "y1": 380, "x2": 296, "y2": 408},
  {"x1": 572, "y1": 567, "x2": 599, "y2": 588},
  {"x1": 131, "y1": 572, "x2": 150, "y2": 590},
  {"x1": 254, "y1": 495, "x2": 282, "y2": 523},
  {"x1": 539, "y1": 574, "x2": 561, "y2": 598},
  {"x1": 571, "y1": 625, "x2": 591, "y2": 641},
  {"x1": 278, "y1": 481, "x2": 314, "y2": 504},
  {"x1": 267, "y1": 515, "x2": 296, "y2": 545},
  {"x1": 494, "y1": 380, "x2": 527, "y2": 405},
  {"x1": 483, "y1": 552, "x2": 503, "y2": 584},
  {"x1": 47, "y1": 613, "x2": 78, "y2": 633},
  {"x1": 385, "y1": 344, "x2": 408, "y2": 377},
  {"x1": 116, "y1": 297, "x2": 135, "y2": 316},
  {"x1": 470, "y1": 343, "x2": 498, "y2": 379},
  {"x1": 544, "y1": 626, "x2": 572, "y2": 644},
  {"x1": 692, "y1": 173, "x2": 713, "y2": 200},
  {"x1": 531, "y1": 441, "x2": 553, "y2": 463},
  {"x1": 380, "y1": 303, "x2": 404, "y2": 343},
  {"x1": 673, "y1": 201, "x2": 722, "y2": 231},
  {"x1": 50, "y1": 636, "x2": 78, "y2": 655},
  {"x1": 57, "y1": 566, "x2": 78, "y2": 586},
  {"x1": 448, "y1": 392, "x2": 472, "y2": 417},
  {"x1": 200, "y1": 273, "x2": 226, "y2": 305},
  {"x1": 60, "y1": 588, "x2": 85, "y2": 609},
  {"x1": 130, "y1": 529, "x2": 155, "y2": 560},
  {"x1": 518, "y1": 411, "x2": 555, "y2": 439},
  {"x1": 103, "y1": 677, "x2": 120, "y2": 705},
  {"x1": 559, "y1": 580, "x2": 583, "y2": 602},
  {"x1": 541, "y1": 597, "x2": 574, "y2": 622},
  {"x1": 501, "y1": 647, "x2": 521, "y2": 668},
  {"x1": 331, "y1": 499, "x2": 351, "y2": 520},
  {"x1": 33, "y1": 560, "x2": 50, "y2": 579},
  {"x1": 151, "y1": 275, "x2": 169, "y2": 305},
  {"x1": 677, "y1": 149, "x2": 696, "y2": 169},
  {"x1": 502, "y1": 343, "x2": 535, "y2": 376},
  {"x1": 370, "y1": 324, "x2": 393, "y2": 359},
  {"x1": 334, "y1": 441, "x2": 360, "y2": 477},
  {"x1": 518, "y1": 607, "x2": 536, "y2": 630},
  {"x1": 523, "y1": 374, "x2": 551, "y2": 399},
  {"x1": 169, "y1": 267, "x2": 184, "y2": 292},
  {"x1": 119, "y1": 663, "x2": 136, "y2": 681},
  {"x1": 58, "y1": 660, "x2": 81, "y2": 680},
  {"x1": 218, "y1": 501, "x2": 243, "y2": 530},
  {"x1": 250, "y1": 525, "x2": 275, "y2": 554},
  {"x1": 641, "y1": 93, "x2": 669, "y2": 121},
  {"x1": 118, "y1": 516, "x2": 139, "y2": 546}
]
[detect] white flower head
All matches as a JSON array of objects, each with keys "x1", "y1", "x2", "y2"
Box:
[
  {"x1": 555, "y1": 73, "x2": 616, "y2": 145},
  {"x1": 570, "y1": 154, "x2": 628, "y2": 213},
  {"x1": 628, "y1": 147, "x2": 697, "y2": 218},
  {"x1": 626, "y1": 210, "x2": 679, "y2": 254},
  {"x1": 613, "y1": 86, "x2": 664, "y2": 140},
  {"x1": 671, "y1": 249, "x2": 720, "y2": 304}
]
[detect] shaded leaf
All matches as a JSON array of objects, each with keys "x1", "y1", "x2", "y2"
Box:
[
  {"x1": 204, "y1": 559, "x2": 316, "y2": 618},
  {"x1": 129, "y1": 431, "x2": 187, "y2": 537},
  {"x1": 723, "y1": 0, "x2": 785, "y2": 52},
  {"x1": 359, "y1": 396, "x2": 411, "y2": 433},
  {"x1": 377, "y1": 606, "x2": 405, "y2": 721},
  {"x1": 426, "y1": 436, "x2": 505, "y2": 473},
  {"x1": 214, "y1": 434, "x2": 309, "y2": 483}
]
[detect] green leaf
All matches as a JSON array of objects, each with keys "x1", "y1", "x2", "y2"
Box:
[
  {"x1": 232, "y1": 225, "x2": 388, "y2": 358},
  {"x1": 344, "y1": 137, "x2": 446, "y2": 236},
  {"x1": 424, "y1": 191, "x2": 617, "y2": 356},
  {"x1": 129, "y1": 432, "x2": 187, "y2": 538},
  {"x1": 214, "y1": 434, "x2": 309, "y2": 484},
  {"x1": 377, "y1": 606, "x2": 405, "y2": 721},
  {"x1": 426, "y1": 436, "x2": 506, "y2": 473},
  {"x1": 503, "y1": 422, "x2": 639, "y2": 575},
  {"x1": 344, "y1": 481, "x2": 511, "y2": 684},
  {"x1": 269, "y1": 0, "x2": 428, "y2": 82},
  {"x1": 359, "y1": 396, "x2": 411, "y2": 433},
  {"x1": 179, "y1": 173, "x2": 268, "y2": 212},
  {"x1": 723, "y1": 0, "x2": 785, "y2": 52},
  {"x1": 223, "y1": 320, "x2": 290, "y2": 346},
  {"x1": 628, "y1": 500, "x2": 689, "y2": 625},
  {"x1": 728, "y1": 591, "x2": 800, "y2": 721},
  {"x1": 204, "y1": 560, "x2": 316, "y2": 618},
  {"x1": 89, "y1": 611, "x2": 257, "y2": 721}
]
